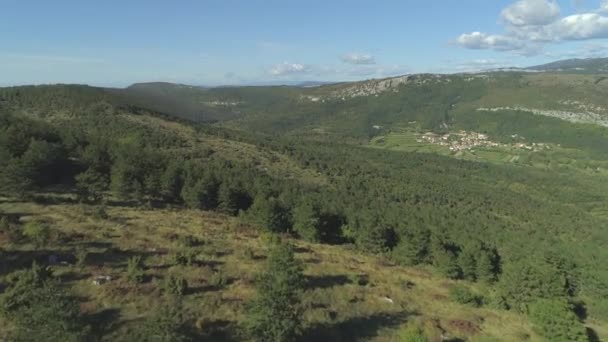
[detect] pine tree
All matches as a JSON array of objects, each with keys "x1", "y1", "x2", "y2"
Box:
[
  {"x1": 75, "y1": 167, "x2": 108, "y2": 203},
  {"x1": 529, "y1": 299, "x2": 587, "y2": 342},
  {"x1": 246, "y1": 240, "x2": 304, "y2": 342},
  {"x1": 247, "y1": 196, "x2": 286, "y2": 233},
  {"x1": 458, "y1": 245, "x2": 478, "y2": 281},
  {"x1": 392, "y1": 226, "x2": 430, "y2": 265},
  {"x1": 0, "y1": 264, "x2": 90, "y2": 342},
  {"x1": 292, "y1": 200, "x2": 321, "y2": 242},
  {"x1": 133, "y1": 299, "x2": 190, "y2": 342}
]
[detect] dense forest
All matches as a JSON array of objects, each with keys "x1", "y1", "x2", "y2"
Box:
[{"x1": 1, "y1": 80, "x2": 607, "y2": 341}]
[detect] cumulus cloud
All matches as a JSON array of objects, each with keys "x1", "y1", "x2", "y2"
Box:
[
  {"x1": 269, "y1": 62, "x2": 308, "y2": 76},
  {"x1": 456, "y1": 0, "x2": 608, "y2": 55},
  {"x1": 500, "y1": 0, "x2": 560, "y2": 26},
  {"x1": 551, "y1": 13, "x2": 608, "y2": 40},
  {"x1": 341, "y1": 53, "x2": 376, "y2": 65},
  {"x1": 457, "y1": 32, "x2": 525, "y2": 51}
]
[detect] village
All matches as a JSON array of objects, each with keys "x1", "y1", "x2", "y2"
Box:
[{"x1": 417, "y1": 130, "x2": 551, "y2": 152}]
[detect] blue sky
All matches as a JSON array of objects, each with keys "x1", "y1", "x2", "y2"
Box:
[{"x1": 1, "y1": 0, "x2": 608, "y2": 87}]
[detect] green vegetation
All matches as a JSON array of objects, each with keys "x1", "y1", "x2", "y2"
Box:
[
  {"x1": 246, "y1": 239, "x2": 305, "y2": 342},
  {"x1": 1, "y1": 71, "x2": 608, "y2": 340}
]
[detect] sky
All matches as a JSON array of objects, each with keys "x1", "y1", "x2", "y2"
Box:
[{"x1": 1, "y1": 0, "x2": 608, "y2": 87}]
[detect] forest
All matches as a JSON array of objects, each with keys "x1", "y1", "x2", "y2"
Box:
[{"x1": 0, "y1": 81, "x2": 607, "y2": 341}]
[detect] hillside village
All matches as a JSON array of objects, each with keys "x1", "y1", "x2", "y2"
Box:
[{"x1": 418, "y1": 130, "x2": 551, "y2": 152}]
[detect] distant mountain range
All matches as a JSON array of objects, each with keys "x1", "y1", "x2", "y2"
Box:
[{"x1": 525, "y1": 57, "x2": 608, "y2": 73}]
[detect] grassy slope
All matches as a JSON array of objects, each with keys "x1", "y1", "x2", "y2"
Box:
[{"x1": 0, "y1": 199, "x2": 544, "y2": 342}]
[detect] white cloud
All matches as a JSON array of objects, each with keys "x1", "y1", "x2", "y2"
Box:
[
  {"x1": 456, "y1": 0, "x2": 608, "y2": 55},
  {"x1": 269, "y1": 62, "x2": 308, "y2": 76},
  {"x1": 550, "y1": 13, "x2": 608, "y2": 40},
  {"x1": 456, "y1": 32, "x2": 525, "y2": 51},
  {"x1": 341, "y1": 53, "x2": 376, "y2": 65},
  {"x1": 501, "y1": 0, "x2": 560, "y2": 26}
]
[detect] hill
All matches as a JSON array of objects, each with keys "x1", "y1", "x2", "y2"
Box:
[
  {"x1": 526, "y1": 58, "x2": 608, "y2": 74},
  {"x1": 1, "y1": 65, "x2": 608, "y2": 341}
]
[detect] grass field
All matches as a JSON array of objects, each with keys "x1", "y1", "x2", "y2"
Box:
[
  {"x1": 368, "y1": 129, "x2": 608, "y2": 179},
  {"x1": 0, "y1": 196, "x2": 549, "y2": 341}
]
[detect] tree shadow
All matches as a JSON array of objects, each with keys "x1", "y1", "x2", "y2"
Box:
[
  {"x1": 306, "y1": 274, "x2": 351, "y2": 290},
  {"x1": 300, "y1": 312, "x2": 409, "y2": 342},
  {"x1": 187, "y1": 277, "x2": 236, "y2": 294},
  {"x1": 188, "y1": 319, "x2": 239, "y2": 342},
  {"x1": 0, "y1": 249, "x2": 61, "y2": 276},
  {"x1": 85, "y1": 308, "x2": 124, "y2": 339},
  {"x1": 586, "y1": 327, "x2": 601, "y2": 342},
  {"x1": 85, "y1": 248, "x2": 157, "y2": 268},
  {"x1": 572, "y1": 301, "x2": 588, "y2": 320}
]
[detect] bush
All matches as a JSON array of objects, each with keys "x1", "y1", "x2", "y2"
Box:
[
  {"x1": 92, "y1": 205, "x2": 109, "y2": 220},
  {"x1": 126, "y1": 256, "x2": 145, "y2": 284},
  {"x1": 132, "y1": 300, "x2": 191, "y2": 342},
  {"x1": 0, "y1": 263, "x2": 90, "y2": 341},
  {"x1": 164, "y1": 274, "x2": 188, "y2": 297},
  {"x1": 75, "y1": 247, "x2": 88, "y2": 268},
  {"x1": 22, "y1": 221, "x2": 51, "y2": 247},
  {"x1": 397, "y1": 325, "x2": 428, "y2": 342},
  {"x1": 209, "y1": 270, "x2": 227, "y2": 289},
  {"x1": 449, "y1": 284, "x2": 482, "y2": 307},
  {"x1": 177, "y1": 235, "x2": 201, "y2": 247},
  {"x1": 75, "y1": 168, "x2": 108, "y2": 203},
  {"x1": 528, "y1": 299, "x2": 587, "y2": 342},
  {"x1": 172, "y1": 249, "x2": 197, "y2": 266}
]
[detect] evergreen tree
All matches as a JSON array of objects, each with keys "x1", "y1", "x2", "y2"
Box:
[
  {"x1": 160, "y1": 160, "x2": 184, "y2": 202},
  {"x1": 181, "y1": 175, "x2": 219, "y2": 210},
  {"x1": 217, "y1": 182, "x2": 241, "y2": 216},
  {"x1": 431, "y1": 236, "x2": 461, "y2": 279},
  {"x1": 499, "y1": 261, "x2": 569, "y2": 312},
  {"x1": 529, "y1": 299, "x2": 587, "y2": 342},
  {"x1": 292, "y1": 200, "x2": 321, "y2": 242},
  {"x1": 476, "y1": 247, "x2": 499, "y2": 283},
  {"x1": 246, "y1": 240, "x2": 304, "y2": 342},
  {"x1": 247, "y1": 196, "x2": 287, "y2": 233},
  {"x1": 133, "y1": 299, "x2": 190, "y2": 342},
  {"x1": 392, "y1": 226, "x2": 430, "y2": 265},
  {"x1": 75, "y1": 167, "x2": 108, "y2": 203},
  {"x1": 458, "y1": 244, "x2": 478, "y2": 281},
  {"x1": 0, "y1": 264, "x2": 90, "y2": 342}
]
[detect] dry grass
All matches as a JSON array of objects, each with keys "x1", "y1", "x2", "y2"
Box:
[{"x1": 1, "y1": 199, "x2": 548, "y2": 341}]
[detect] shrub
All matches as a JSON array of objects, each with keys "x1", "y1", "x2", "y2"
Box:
[
  {"x1": 529, "y1": 299, "x2": 587, "y2": 342},
  {"x1": 172, "y1": 249, "x2": 197, "y2": 266},
  {"x1": 177, "y1": 235, "x2": 200, "y2": 248},
  {"x1": 164, "y1": 274, "x2": 188, "y2": 297},
  {"x1": 75, "y1": 247, "x2": 88, "y2": 268},
  {"x1": 126, "y1": 256, "x2": 145, "y2": 284},
  {"x1": 0, "y1": 263, "x2": 90, "y2": 341},
  {"x1": 209, "y1": 270, "x2": 227, "y2": 289},
  {"x1": 132, "y1": 299, "x2": 191, "y2": 342},
  {"x1": 398, "y1": 325, "x2": 428, "y2": 342},
  {"x1": 22, "y1": 221, "x2": 51, "y2": 247},
  {"x1": 449, "y1": 284, "x2": 482, "y2": 307},
  {"x1": 92, "y1": 205, "x2": 109, "y2": 220}
]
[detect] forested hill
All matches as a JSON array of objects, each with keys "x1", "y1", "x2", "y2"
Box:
[{"x1": 1, "y1": 70, "x2": 608, "y2": 340}]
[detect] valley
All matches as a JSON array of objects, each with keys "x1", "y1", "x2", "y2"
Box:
[{"x1": 2, "y1": 58, "x2": 608, "y2": 341}]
